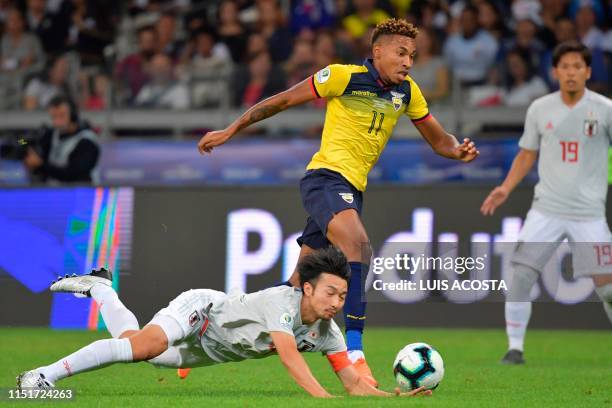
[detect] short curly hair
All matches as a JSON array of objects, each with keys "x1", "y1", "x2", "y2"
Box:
[{"x1": 371, "y1": 18, "x2": 419, "y2": 46}]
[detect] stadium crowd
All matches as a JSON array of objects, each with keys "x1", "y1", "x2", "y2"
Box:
[{"x1": 0, "y1": 0, "x2": 610, "y2": 112}]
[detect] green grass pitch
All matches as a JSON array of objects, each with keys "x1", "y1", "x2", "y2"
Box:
[{"x1": 1, "y1": 328, "x2": 610, "y2": 407}]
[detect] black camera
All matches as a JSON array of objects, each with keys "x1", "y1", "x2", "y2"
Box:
[{"x1": 0, "y1": 127, "x2": 48, "y2": 160}]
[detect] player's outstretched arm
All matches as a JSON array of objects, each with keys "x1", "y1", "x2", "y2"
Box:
[
  {"x1": 335, "y1": 364, "x2": 432, "y2": 397},
  {"x1": 415, "y1": 115, "x2": 479, "y2": 162},
  {"x1": 197, "y1": 78, "x2": 316, "y2": 155},
  {"x1": 270, "y1": 331, "x2": 333, "y2": 398},
  {"x1": 480, "y1": 148, "x2": 538, "y2": 216}
]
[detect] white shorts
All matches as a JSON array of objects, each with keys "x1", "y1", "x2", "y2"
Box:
[
  {"x1": 146, "y1": 289, "x2": 227, "y2": 368},
  {"x1": 512, "y1": 209, "x2": 612, "y2": 277}
]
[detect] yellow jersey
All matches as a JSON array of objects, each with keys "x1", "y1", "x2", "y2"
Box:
[{"x1": 307, "y1": 59, "x2": 431, "y2": 191}]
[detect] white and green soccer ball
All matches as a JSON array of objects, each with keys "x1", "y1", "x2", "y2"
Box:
[{"x1": 393, "y1": 342, "x2": 444, "y2": 391}]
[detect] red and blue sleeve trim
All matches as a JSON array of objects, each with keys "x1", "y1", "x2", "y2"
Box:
[
  {"x1": 310, "y1": 76, "x2": 321, "y2": 98},
  {"x1": 411, "y1": 112, "x2": 432, "y2": 125}
]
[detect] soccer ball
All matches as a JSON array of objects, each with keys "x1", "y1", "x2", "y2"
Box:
[{"x1": 393, "y1": 342, "x2": 444, "y2": 391}]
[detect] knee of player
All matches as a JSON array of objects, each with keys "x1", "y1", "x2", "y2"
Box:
[{"x1": 129, "y1": 328, "x2": 169, "y2": 361}]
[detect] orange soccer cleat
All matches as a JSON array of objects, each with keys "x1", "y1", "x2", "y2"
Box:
[
  {"x1": 177, "y1": 368, "x2": 191, "y2": 379},
  {"x1": 352, "y1": 357, "x2": 379, "y2": 388}
]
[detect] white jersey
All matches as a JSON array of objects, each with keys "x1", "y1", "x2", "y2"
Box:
[
  {"x1": 200, "y1": 286, "x2": 347, "y2": 363},
  {"x1": 518, "y1": 90, "x2": 612, "y2": 220}
]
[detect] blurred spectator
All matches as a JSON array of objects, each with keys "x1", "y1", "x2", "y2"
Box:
[
  {"x1": 80, "y1": 72, "x2": 109, "y2": 110},
  {"x1": 342, "y1": 0, "x2": 390, "y2": 39},
  {"x1": 538, "y1": 0, "x2": 569, "y2": 47},
  {"x1": 256, "y1": 0, "x2": 292, "y2": 62},
  {"x1": 135, "y1": 53, "x2": 189, "y2": 109},
  {"x1": 114, "y1": 26, "x2": 157, "y2": 105},
  {"x1": 232, "y1": 50, "x2": 286, "y2": 108},
  {"x1": 503, "y1": 18, "x2": 546, "y2": 68},
  {"x1": 511, "y1": 0, "x2": 542, "y2": 24},
  {"x1": 24, "y1": 94, "x2": 100, "y2": 184},
  {"x1": 25, "y1": 0, "x2": 69, "y2": 56},
  {"x1": 290, "y1": 0, "x2": 336, "y2": 34},
  {"x1": 443, "y1": 5, "x2": 498, "y2": 86},
  {"x1": 66, "y1": 0, "x2": 116, "y2": 67},
  {"x1": 23, "y1": 53, "x2": 74, "y2": 110},
  {"x1": 477, "y1": 0, "x2": 508, "y2": 41},
  {"x1": 502, "y1": 48, "x2": 548, "y2": 106},
  {"x1": 284, "y1": 39, "x2": 316, "y2": 87},
  {"x1": 0, "y1": 7, "x2": 45, "y2": 108},
  {"x1": 539, "y1": 17, "x2": 608, "y2": 92},
  {"x1": 216, "y1": 0, "x2": 248, "y2": 63},
  {"x1": 156, "y1": 11, "x2": 183, "y2": 60},
  {"x1": 410, "y1": 28, "x2": 449, "y2": 102},
  {"x1": 574, "y1": 4, "x2": 604, "y2": 50},
  {"x1": 313, "y1": 30, "x2": 337, "y2": 69},
  {"x1": 1, "y1": 7, "x2": 44, "y2": 75},
  {"x1": 567, "y1": 0, "x2": 606, "y2": 25},
  {"x1": 410, "y1": 1, "x2": 449, "y2": 35},
  {"x1": 178, "y1": 29, "x2": 232, "y2": 107},
  {"x1": 245, "y1": 32, "x2": 268, "y2": 59}
]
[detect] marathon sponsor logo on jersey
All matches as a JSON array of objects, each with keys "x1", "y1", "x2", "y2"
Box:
[
  {"x1": 390, "y1": 91, "x2": 404, "y2": 111},
  {"x1": 583, "y1": 119, "x2": 598, "y2": 137},
  {"x1": 189, "y1": 310, "x2": 200, "y2": 327},
  {"x1": 316, "y1": 67, "x2": 331, "y2": 84},
  {"x1": 339, "y1": 192, "x2": 354, "y2": 203},
  {"x1": 351, "y1": 90, "x2": 377, "y2": 97},
  {"x1": 280, "y1": 312, "x2": 294, "y2": 330}
]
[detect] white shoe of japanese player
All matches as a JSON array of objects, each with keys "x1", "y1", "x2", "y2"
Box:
[
  {"x1": 17, "y1": 370, "x2": 55, "y2": 390},
  {"x1": 50, "y1": 268, "x2": 113, "y2": 298}
]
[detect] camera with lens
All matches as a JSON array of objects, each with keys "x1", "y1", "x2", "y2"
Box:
[{"x1": 0, "y1": 127, "x2": 48, "y2": 160}]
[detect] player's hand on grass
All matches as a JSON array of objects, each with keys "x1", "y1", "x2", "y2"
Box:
[
  {"x1": 455, "y1": 138, "x2": 480, "y2": 162},
  {"x1": 480, "y1": 185, "x2": 510, "y2": 215},
  {"x1": 198, "y1": 129, "x2": 233, "y2": 155},
  {"x1": 394, "y1": 386, "x2": 433, "y2": 397}
]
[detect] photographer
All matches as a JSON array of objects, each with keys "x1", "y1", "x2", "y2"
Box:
[{"x1": 24, "y1": 95, "x2": 100, "y2": 184}]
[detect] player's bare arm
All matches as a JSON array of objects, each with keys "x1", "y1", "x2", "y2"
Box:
[
  {"x1": 198, "y1": 78, "x2": 316, "y2": 154},
  {"x1": 481, "y1": 148, "x2": 538, "y2": 215},
  {"x1": 335, "y1": 364, "x2": 432, "y2": 397},
  {"x1": 415, "y1": 115, "x2": 479, "y2": 162},
  {"x1": 270, "y1": 331, "x2": 333, "y2": 398}
]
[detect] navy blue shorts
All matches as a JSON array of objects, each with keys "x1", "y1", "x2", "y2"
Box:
[{"x1": 297, "y1": 168, "x2": 363, "y2": 249}]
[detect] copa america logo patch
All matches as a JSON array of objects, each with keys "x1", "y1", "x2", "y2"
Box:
[
  {"x1": 583, "y1": 119, "x2": 598, "y2": 137},
  {"x1": 390, "y1": 91, "x2": 404, "y2": 111},
  {"x1": 339, "y1": 193, "x2": 354, "y2": 203},
  {"x1": 280, "y1": 313, "x2": 294, "y2": 330},
  {"x1": 316, "y1": 67, "x2": 331, "y2": 84}
]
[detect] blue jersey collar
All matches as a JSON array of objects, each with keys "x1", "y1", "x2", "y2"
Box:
[{"x1": 364, "y1": 58, "x2": 398, "y2": 89}]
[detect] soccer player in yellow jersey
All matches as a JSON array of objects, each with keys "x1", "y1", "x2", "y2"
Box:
[{"x1": 197, "y1": 18, "x2": 479, "y2": 386}]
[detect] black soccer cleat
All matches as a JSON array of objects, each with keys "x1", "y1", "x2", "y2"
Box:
[
  {"x1": 50, "y1": 268, "x2": 113, "y2": 297},
  {"x1": 501, "y1": 349, "x2": 525, "y2": 365}
]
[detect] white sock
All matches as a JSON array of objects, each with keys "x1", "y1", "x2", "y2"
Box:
[
  {"x1": 505, "y1": 302, "x2": 531, "y2": 351},
  {"x1": 595, "y1": 283, "x2": 612, "y2": 325},
  {"x1": 504, "y1": 264, "x2": 539, "y2": 352},
  {"x1": 90, "y1": 284, "x2": 139, "y2": 338},
  {"x1": 348, "y1": 350, "x2": 365, "y2": 363},
  {"x1": 38, "y1": 338, "x2": 133, "y2": 383}
]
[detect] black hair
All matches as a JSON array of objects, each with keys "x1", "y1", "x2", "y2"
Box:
[
  {"x1": 297, "y1": 247, "x2": 351, "y2": 288},
  {"x1": 48, "y1": 94, "x2": 79, "y2": 123},
  {"x1": 552, "y1": 40, "x2": 591, "y2": 67},
  {"x1": 371, "y1": 18, "x2": 419, "y2": 46}
]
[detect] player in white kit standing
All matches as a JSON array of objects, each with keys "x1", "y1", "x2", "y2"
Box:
[
  {"x1": 481, "y1": 41, "x2": 612, "y2": 364},
  {"x1": 17, "y1": 248, "x2": 430, "y2": 398}
]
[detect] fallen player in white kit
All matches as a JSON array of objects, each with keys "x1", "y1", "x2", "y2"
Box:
[
  {"x1": 17, "y1": 248, "x2": 431, "y2": 398},
  {"x1": 481, "y1": 41, "x2": 612, "y2": 364}
]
